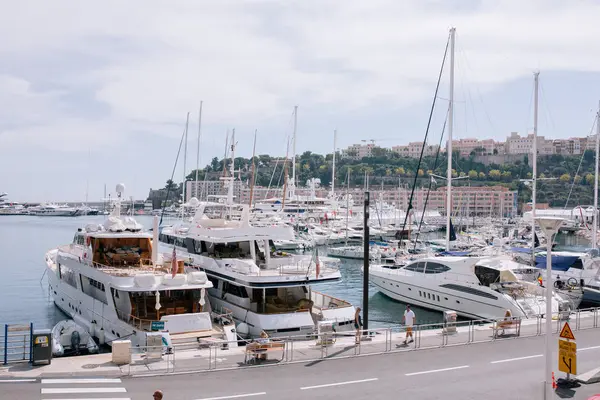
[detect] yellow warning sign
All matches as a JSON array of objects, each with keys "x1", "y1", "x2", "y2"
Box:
[
  {"x1": 558, "y1": 339, "x2": 577, "y2": 375},
  {"x1": 559, "y1": 322, "x2": 575, "y2": 340}
]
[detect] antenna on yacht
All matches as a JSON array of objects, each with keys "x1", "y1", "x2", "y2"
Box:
[{"x1": 114, "y1": 183, "x2": 125, "y2": 218}]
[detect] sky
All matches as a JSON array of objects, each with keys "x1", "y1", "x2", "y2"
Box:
[{"x1": 2, "y1": 0, "x2": 600, "y2": 202}]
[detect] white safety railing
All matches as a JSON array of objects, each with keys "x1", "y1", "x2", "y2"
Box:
[{"x1": 121, "y1": 306, "x2": 599, "y2": 377}]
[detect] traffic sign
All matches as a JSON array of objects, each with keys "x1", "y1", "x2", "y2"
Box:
[
  {"x1": 559, "y1": 322, "x2": 575, "y2": 340},
  {"x1": 558, "y1": 339, "x2": 577, "y2": 375}
]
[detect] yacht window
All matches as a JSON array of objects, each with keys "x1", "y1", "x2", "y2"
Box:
[
  {"x1": 193, "y1": 240, "x2": 206, "y2": 255},
  {"x1": 80, "y1": 276, "x2": 107, "y2": 304},
  {"x1": 437, "y1": 295, "x2": 440, "y2": 302},
  {"x1": 174, "y1": 236, "x2": 185, "y2": 248},
  {"x1": 474, "y1": 266, "x2": 501, "y2": 287},
  {"x1": 59, "y1": 264, "x2": 78, "y2": 289},
  {"x1": 440, "y1": 283, "x2": 498, "y2": 300},
  {"x1": 427, "y1": 293, "x2": 431, "y2": 299},
  {"x1": 419, "y1": 291, "x2": 422, "y2": 297},
  {"x1": 207, "y1": 276, "x2": 220, "y2": 288},
  {"x1": 404, "y1": 262, "x2": 427, "y2": 273},
  {"x1": 423, "y1": 262, "x2": 451, "y2": 274},
  {"x1": 222, "y1": 281, "x2": 248, "y2": 298}
]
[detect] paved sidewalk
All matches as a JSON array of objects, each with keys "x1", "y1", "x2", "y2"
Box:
[{"x1": 0, "y1": 309, "x2": 597, "y2": 378}]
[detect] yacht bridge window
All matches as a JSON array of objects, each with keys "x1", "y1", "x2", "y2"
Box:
[
  {"x1": 58, "y1": 264, "x2": 78, "y2": 289},
  {"x1": 403, "y1": 261, "x2": 451, "y2": 274}
]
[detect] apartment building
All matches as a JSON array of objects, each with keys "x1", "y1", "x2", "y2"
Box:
[
  {"x1": 391, "y1": 142, "x2": 441, "y2": 158},
  {"x1": 505, "y1": 132, "x2": 555, "y2": 155},
  {"x1": 341, "y1": 143, "x2": 377, "y2": 160}
]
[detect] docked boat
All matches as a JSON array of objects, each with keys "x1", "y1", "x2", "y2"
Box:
[
  {"x1": 45, "y1": 184, "x2": 237, "y2": 348},
  {"x1": 369, "y1": 256, "x2": 571, "y2": 320},
  {"x1": 52, "y1": 320, "x2": 99, "y2": 356},
  {"x1": 31, "y1": 203, "x2": 81, "y2": 216},
  {"x1": 159, "y1": 200, "x2": 356, "y2": 338}
]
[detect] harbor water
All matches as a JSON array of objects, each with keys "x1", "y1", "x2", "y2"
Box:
[{"x1": 0, "y1": 215, "x2": 591, "y2": 330}]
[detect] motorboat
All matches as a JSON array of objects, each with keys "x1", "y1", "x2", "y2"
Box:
[
  {"x1": 52, "y1": 320, "x2": 99, "y2": 356},
  {"x1": 45, "y1": 184, "x2": 237, "y2": 348},
  {"x1": 30, "y1": 203, "x2": 81, "y2": 216},
  {"x1": 369, "y1": 255, "x2": 571, "y2": 320}
]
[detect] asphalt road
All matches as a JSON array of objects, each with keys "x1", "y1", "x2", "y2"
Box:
[{"x1": 2, "y1": 329, "x2": 600, "y2": 399}]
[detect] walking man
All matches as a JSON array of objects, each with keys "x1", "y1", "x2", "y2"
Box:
[{"x1": 402, "y1": 305, "x2": 416, "y2": 345}]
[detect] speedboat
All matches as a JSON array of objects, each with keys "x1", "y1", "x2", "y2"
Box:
[{"x1": 369, "y1": 255, "x2": 571, "y2": 320}]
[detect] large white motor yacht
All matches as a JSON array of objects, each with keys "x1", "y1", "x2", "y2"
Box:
[
  {"x1": 369, "y1": 256, "x2": 570, "y2": 320},
  {"x1": 159, "y1": 201, "x2": 356, "y2": 338},
  {"x1": 45, "y1": 184, "x2": 236, "y2": 348}
]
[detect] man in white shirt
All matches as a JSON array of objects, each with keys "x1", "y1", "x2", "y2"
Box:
[{"x1": 402, "y1": 305, "x2": 416, "y2": 345}]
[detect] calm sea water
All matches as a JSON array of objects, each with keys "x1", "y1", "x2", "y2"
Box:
[
  {"x1": 0, "y1": 215, "x2": 588, "y2": 331},
  {"x1": 0, "y1": 215, "x2": 441, "y2": 330}
]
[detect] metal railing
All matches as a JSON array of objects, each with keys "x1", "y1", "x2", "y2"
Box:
[
  {"x1": 1, "y1": 323, "x2": 33, "y2": 365},
  {"x1": 122, "y1": 307, "x2": 599, "y2": 376}
]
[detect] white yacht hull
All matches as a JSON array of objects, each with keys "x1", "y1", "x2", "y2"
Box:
[{"x1": 369, "y1": 272, "x2": 521, "y2": 320}]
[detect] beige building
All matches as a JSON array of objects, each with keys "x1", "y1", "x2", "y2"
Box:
[
  {"x1": 341, "y1": 143, "x2": 378, "y2": 160},
  {"x1": 450, "y1": 138, "x2": 499, "y2": 157},
  {"x1": 392, "y1": 142, "x2": 441, "y2": 158},
  {"x1": 505, "y1": 132, "x2": 554, "y2": 155}
]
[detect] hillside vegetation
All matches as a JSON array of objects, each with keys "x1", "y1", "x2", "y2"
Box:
[{"x1": 180, "y1": 149, "x2": 598, "y2": 209}]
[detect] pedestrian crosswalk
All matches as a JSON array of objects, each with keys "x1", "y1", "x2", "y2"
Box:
[{"x1": 40, "y1": 377, "x2": 130, "y2": 400}]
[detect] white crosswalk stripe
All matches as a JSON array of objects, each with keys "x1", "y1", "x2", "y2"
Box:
[{"x1": 40, "y1": 377, "x2": 129, "y2": 400}]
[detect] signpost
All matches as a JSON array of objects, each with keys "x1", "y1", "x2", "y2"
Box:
[
  {"x1": 558, "y1": 322, "x2": 577, "y2": 377},
  {"x1": 151, "y1": 321, "x2": 165, "y2": 331}
]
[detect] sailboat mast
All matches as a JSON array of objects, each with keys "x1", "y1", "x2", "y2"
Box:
[
  {"x1": 593, "y1": 101, "x2": 600, "y2": 249},
  {"x1": 183, "y1": 112, "x2": 190, "y2": 205},
  {"x1": 445, "y1": 27, "x2": 456, "y2": 252},
  {"x1": 532, "y1": 71, "x2": 539, "y2": 255},
  {"x1": 228, "y1": 129, "x2": 236, "y2": 205},
  {"x1": 291, "y1": 105, "x2": 298, "y2": 193},
  {"x1": 249, "y1": 129, "x2": 257, "y2": 208},
  {"x1": 332, "y1": 129, "x2": 337, "y2": 197},
  {"x1": 195, "y1": 101, "x2": 203, "y2": 199}
]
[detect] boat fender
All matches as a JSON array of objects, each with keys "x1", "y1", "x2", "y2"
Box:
[{"x1": 98, "y1": 327, "x2": 105, "y2": 345}]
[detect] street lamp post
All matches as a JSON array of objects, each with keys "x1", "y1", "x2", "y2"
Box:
[{"x1": 535, "y1": 216, "x2": 564, "y2": 400}]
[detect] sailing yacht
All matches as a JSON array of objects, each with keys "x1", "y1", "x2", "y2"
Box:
[
  {"x1": 45, "y1": 184, "x2": 236, "y2": 348},
  {"x1": 159, "y1": 201, "x2": 356, "y2": 338}
]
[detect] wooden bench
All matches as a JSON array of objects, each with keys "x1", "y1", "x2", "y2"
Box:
[
  {"x1": 244, "y1": 341, "x2": 285, "y2": 364},
  {"x1": 491, "y1": 318, "x2": 521, "y2": 338}
]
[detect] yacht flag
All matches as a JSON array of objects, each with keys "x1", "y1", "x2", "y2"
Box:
[{"x1": 171, "y1": 246, "x2": 177, "y2": 278}]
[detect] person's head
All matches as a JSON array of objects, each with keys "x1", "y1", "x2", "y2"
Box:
[
  {"x1": 406, "y1": 305, "x2": 411, "y2": 311},
  {"x1": 355, "y1": 307, "x2": 361, "y2": 315},
  {"x1": 153, "y1": 390, "x2": 163, "y2": 400}
]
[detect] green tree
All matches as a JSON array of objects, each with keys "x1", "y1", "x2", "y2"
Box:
[
  {"x1": 560, "y1": 173, "x2": 571, "y2": 183},
  {"x1": 586, "y1": 173, "x2": 595, "y2": 185},
  {"x1": 502, "y1": 171, "x2": 511, "y2": 180},
  {"x1": 479, "y1": 172, "x2": 486, "y2": 179},
  {"x1": 468, "y1": 170, "x2": 478, "y2": 179},
  {"x1": 418, "y1": 169, "x2": 424, "y2": 176},
  {"x1": 489, "y1": 169, "x2": 501, "y2": 180},
  {"x1": 395, "y1": 167, "x2": 405, "y2": 175}
]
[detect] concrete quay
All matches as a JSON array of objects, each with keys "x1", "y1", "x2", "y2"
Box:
[{"x1": 1, "y1": 309, "x2": 599, "y2": 399}]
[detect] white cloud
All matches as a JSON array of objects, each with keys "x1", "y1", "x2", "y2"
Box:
[{"x1": 2, "y1": 0, "x2": 600, "y2": 199}]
